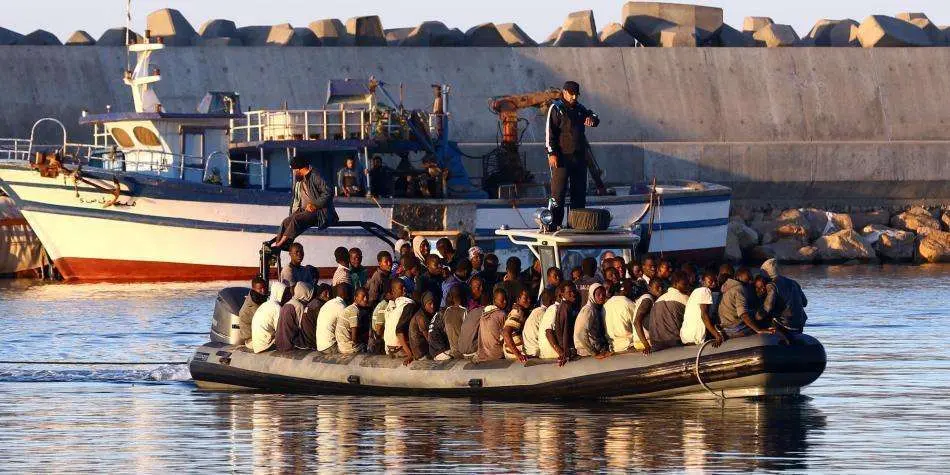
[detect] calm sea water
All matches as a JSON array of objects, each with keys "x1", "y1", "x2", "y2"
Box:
[{"x1": 1, "y1": 265, "x2": 949, "y2": 472}]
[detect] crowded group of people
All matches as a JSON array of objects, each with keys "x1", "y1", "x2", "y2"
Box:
[
  {"x1": 337, "y1": 154, "x2": 449, "y2": 199},
  {"x1": 240, "y1": 237, "x2": 808, "y2": 367}
]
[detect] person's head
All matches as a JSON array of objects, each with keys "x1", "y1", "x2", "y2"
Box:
[
  {"x1": 425, "y1": 254, "x2": 442, "y2": 275},
  {"x1": 580, "y1": 257, "x2": 596, "y2": 278},
  {"x1": 570, "y1": 266, "x2": 582, "y2": 282},
  {"x1": 546, "y1": 266, "x2": 563, "y2": 287},
  {"x1": 647, "y1": 279, "x2": 664, "y2": 298},
  {"x1": 344, "y1": 156, "x2": 356, "y2": 169},
  {"x1": 334, "y1": 246, "x2": 349, "y2": 266},
  {"x1": 484, "y1": 254, "x2": 499, "y2": 273},
  {"x1": 604, "y1": 267, "x2": 619, "y2": 285},
  {"x1": 398, "y1": 241, "x2": 412, "y2": 259},
  {"x1": 250, "y1": 276, "x2": 268, "y2": 304},
  {"x1": 628, "y1": 263, "x2": 643, "y2": 280},
  {"x1": 412, "y1": 236, "x2": 430, "y2": 258},
  {"x1": 470, "y1": 275, "x2": 485, "y2": 299},
  {"x1": 540, "y1": 288, "x2": 556, "y2": 307},
  {"x1": 669, "y1": 271, "x2": 691, "y2": 293},
  {"x1": 642, "y1": 256, "x2": 657, "y2": 278},
  {"x1": 454, "y1": 259, "x2": 473, "y2": 281},
  {"x1": 294, "y1": 281, "x2": 315, "y2": 304},
  {"x1": 753, "y1": 275, "x2": 769, "y2": 297},
  {"x1": 657, "y1": 260, "x2": 673, "y2": 280},
  {"x1": 559, "y1": 281, "x2": 578, "y2": 304},
  {"x1": 349, "y1": 247, "x2": 363, "y2": 269},
  {"x1": 377, "y1": 250, "x2": 393, "y2": 272},
  {"x1": 291, "y1": 157, "x2": 311, "y2": 180},
  {"x1": 702, "y1": 271, "x2": 718, "y2": 291},
  {"x1": 761, "y1": 258, "x2": 780, "y2": 280},
  {"x1": 317, "y1": 283, "x2": 332, "y2": 302},
  {"x1": 371, "y1": 155, "x2": 382, "y2": 169},
  {"x1": 289, "y1": 242, "x2": 305, "y2": 266},
  {"x1": 718, "y1": 263, "x2": 735, "y2": 280},
  {"x1": 592, "y1": 284, "x2": 607, "y2": 306},
  {"x1": 493, "y1": 288, "x2": 509, "y2": 310},
  {"x1": 600, "y1": 251, "x2": 615, "y2": 270},
  {"x1": 468, "y1": 247, "x2": 484, "y2": 270},
  {"x1": 403, "y1": 256, "x2": 421, "y2": 277},
  {"x1": 436, "y1": 237, "x2": 453, "y2": 257},
  {"x1": 390, "y1": 278, "x2": 406, "y2": 298},
  {"x1": 354, "y1": 287, "x2": 370, "y2": 307},
  {"x1": 515, "y1": 289, "x2": 532, "y2": 309},
  {"x1": 735, "y1": 267, "x2": 753, "y2": 284},
  {"x1": 620, "y1": 279, "x2": 636, "y2": 300},
  {"x1": 447, "y1": 284, "x2": 464, "y2": 307},
  {"x1": 422, "y1": 292, "x2": 437, "y2": 315},
  {"x1": 681, "y1": 262, "x2": 697, "y2": 285},
  {"x1": 613, "y1": 256, "x2": 626, "y2": 274},
  {"x1": 336, "y1": 282, "x2": 354, "y2": 304},
  {"x1": 531, "y1": 258, "x2": 542, "y2": 273},
  {"x1": 505, "y1": 256, "x2": 522, "y2": 276},
  {"x1": 562, "y1": 80, "x2": 580, "y2": 106}
]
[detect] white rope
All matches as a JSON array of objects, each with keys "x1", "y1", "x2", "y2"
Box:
[{"x1": 695, "y1": 339, "x2": 728, "y2": 402}]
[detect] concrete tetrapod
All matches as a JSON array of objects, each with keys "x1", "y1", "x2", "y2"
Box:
[
  {"x1": 554, "y1": 10, "x2": 599, "y2": 47},
  {"x1": 0, "y1": 26, "x2": 24, "y2": 45},
  {"x1": 659, "y1": 26, "x2": 698, "y2": 47},
  {"x1": 742, "y1": 17, "x2": 774, "y2": 34},
  {"x1": 497, "y1": 23, "x2": 537, "y2": 47},
  {"x1": 346, "y1": 16, "x2": 386, "y2": 46},
  {"x1": 400, "y1": 21, "x2": 465, "y2": 47},
  {"x1": 199, "y1": 19, "x2": 239, "y2": 39},
  {"x1": 753, "y1": 24, "x2": 800, "y2": 47},
  {"x1": 857, "y1": 15, "x2": 932, "y2": 47},
  {"x1": 65, "y1": 31, "x2": 96, "y2": 46},
  {"x1": 709, "y1": 24, "x2": 756, "y2": 47},
  {"x1": 146, "y1": 8, "x2": 198, "y2": 46},
  {"x1": 599, "y1": 22, "x2": 637, "y2": 47},
  {"x1": 309, "y1": 19, "x2": 352, "y2": 46},
  {"x1": 98, "y1": 27, "x2": 142, "y2": 46},
  {"x1": 465, "y1": 23, "x2": 507, "y2": 46},
  {"x1": 19, "y1": 30, "x2": 61, "y2": 46},
  {"x1": 622, "y1": 1, "x2": 723, "y2": 46},
  {"x1": 385, "y1": 28, "x2": 413, "y2": 46},
  {"x1": 803, "y1": 19, "x2": 860, "y2": 46}
]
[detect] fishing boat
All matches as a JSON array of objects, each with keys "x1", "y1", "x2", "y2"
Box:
[
  {"x1": 190, "y1": 229, "x2": 825, "y2": 400},
  {"x1": 0, "y1": 31, "x2": 730, "y2": 282}
]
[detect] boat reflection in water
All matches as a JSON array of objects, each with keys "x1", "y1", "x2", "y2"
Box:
[{"x1": 207, "y1": 394, "x2": 826, "y2": 472}]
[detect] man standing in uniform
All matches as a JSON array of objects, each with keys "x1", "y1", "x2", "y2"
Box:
[
  {"x1": 270, "y1": 157, "x2": 339, "y2": 251},
  {"x1": 545, "y1": 81, "x2": 600, "y2": 229}
]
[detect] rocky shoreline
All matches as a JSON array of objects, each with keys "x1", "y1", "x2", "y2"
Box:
[{"x1": 727, "y1": 205, "x2": 950, "y2": 264}]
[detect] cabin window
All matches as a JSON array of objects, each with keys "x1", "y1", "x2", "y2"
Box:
[
  {"x1": 133, "y1": 126, "x2": 162, "y2": 147},
  {"x1": 110, "y1": 128, "x2": 134, "y2": 148}
]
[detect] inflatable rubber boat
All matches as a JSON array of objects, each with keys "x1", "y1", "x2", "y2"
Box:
[{"x1": 189, "y1": 287, "x2": 826, "y2": 400}]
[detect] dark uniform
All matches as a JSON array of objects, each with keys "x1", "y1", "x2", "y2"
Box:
[{"x1": 545, "y1": 82, "x2": 600, "y2": 228}]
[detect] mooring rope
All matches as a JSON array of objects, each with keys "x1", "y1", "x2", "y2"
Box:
[{"x1": 694, "y1": 339, "x2": 729, "y2": 402}]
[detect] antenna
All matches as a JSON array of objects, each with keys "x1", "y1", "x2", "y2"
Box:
[{"x1": 125, "y1": 0, "x2": 133, "y2": 71}]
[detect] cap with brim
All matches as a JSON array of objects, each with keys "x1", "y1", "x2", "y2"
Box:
[
  {"x1": 290, "y1": 156, "x2": 310, "y2": 169},
  {"x1": 563, "y1": 81, "x2": 580, "y2": 95}
]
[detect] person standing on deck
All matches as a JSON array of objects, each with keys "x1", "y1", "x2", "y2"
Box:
[
  {"x1": 270, "y1": 157, "x2": 339, "y2": 251},
  {"x1": 545, "y1": 81, "x2": 600, "y2": 228}
]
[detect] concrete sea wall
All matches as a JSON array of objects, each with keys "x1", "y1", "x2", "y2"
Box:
[{"x1": 2, "y1": 46, "x2": 950, "y2": 207}]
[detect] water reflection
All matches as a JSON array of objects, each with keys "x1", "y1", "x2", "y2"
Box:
[{"x1": 204, "y1": 394, "x2": 825, "y2": 472}]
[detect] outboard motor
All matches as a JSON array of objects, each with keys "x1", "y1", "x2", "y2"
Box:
[{"x1": 210, "y1": 287, "x2": 249, "y2": 345}]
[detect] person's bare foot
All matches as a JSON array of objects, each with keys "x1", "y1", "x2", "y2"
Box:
[{"x1": 270, "y1": 235, "x2": 288, "y2": 250}]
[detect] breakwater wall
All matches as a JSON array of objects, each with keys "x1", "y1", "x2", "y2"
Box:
[{"x1": 2, "y1": 46, "x2": 950, "y2": 207}]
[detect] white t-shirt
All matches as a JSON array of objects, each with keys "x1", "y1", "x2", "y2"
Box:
[
  {"x1": 604, "y1": 296, "x2": 636, "y2": 352},
  {"x1": 522, "y1": 305, "x2": 546, "y2": 357},
  {"x1": 537, "y1": 302, "x2": 561, "y2": 359},
  {"x1": 681, "y1": 287, "x2": 714, "y2": 345},
  {"x1": 316, "y1": 297, "x2": 347, "y2": 351}
]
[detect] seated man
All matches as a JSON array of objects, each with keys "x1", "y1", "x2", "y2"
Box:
[
  {"x1": 367, "y1": 289, "x2": 392, "y2": 355},
  {"x1": 301, "y1": 283, "x2": 331, "y2": 349},
  {"x1": 409, "y1": 292, "x2": 437, "y2": 360},
  {"x1": 238, "y1": 276, "x2": 269, "y2": 346},
  {"x1": 270, "y1": 157, "x2": 337, "y2": 250},
  {"x1": 476, "y1": 288, "x2": 509, "y2": 362},
  {"x1": 681, "y1": 271, "x2": 725, "y2": 347},
  {"x1": 458, "y1": 277, "x2": 488, "y2": 356},
  {"x1": 541, "y1": 282, "x2": 580, "y2": 366},
  {"x1": 367, "y1": 155, "x2": 393, "y2": 198},
  {"x1": 417, "y1": 254, "x2": 445, "y2": 309},
  {"x1": 502, "y1": 289, "x2": 533, "y2": 362},
  {"x1": 331, "y1": 246, "x2": 352, "y2": 287},
  {"x1": 647, "y1": 271, "x2": 691, "y2": 351},
  {"x1": 441, "y1": 259, "x2": 472, "y2": 309},
  {"x1": 417, "y1": 156, "x2": 448, "y2": 198},
  {"x1": 604, "y1": 279, "x2": 638, "y2": 353},
  {"x1": 435, "y1": 237, "x2": 459, "y2": 270},
  {"x1": 523, "y1": 288, "x2": 555, "y2": 358},
  {"x1": 249, "y1": 282, "x2": 288, "y2": 353},
  {"x1": 544, "y1": 266, "x2": 563, "y2": 294},
  {"x1": 349, "y1": 247, "x2": 368, "y2": 290},
  {"x1": 573, "y1": 283, "x2": 610, "y2": 358},
  {"x1": 316, "y1": 283, "x2": 353, "y2": 353},
  {"x1": 280, "y1": 242, "x2": 315, "y2": 288},
  {"x1": 575, "y1": 258, "x2": 601, "y2": 302},
  {"x1": 429, "y1": 285, "x2": 467, "y2": 360},
  {"x1": 276, "y1": 282, "x2": 315, "y2": 351},
  {"x1": 337, "y1": 287, "x2": 372, "y2": 355},
  {"x1": 366, "y1": 250, "x2": 393, "y2": 306},
  {"x1": 383, "y1": 279, "x2": 417, "y2": 365},
  {"x1": 633, "y1": 279, "x2": 664, "y2": 353},
  {"x1": 336, "y1": 156, "x2": 366, "y2": 197},
  {"x1": 494, "y1": 257, "x2": 524, "y2": 307},
  {"x1": 760, "y1": 259, "x2": 808, "y2": 334},
  {"x1": 718, "y1": 268, "x2": 772, "y2": 338}
]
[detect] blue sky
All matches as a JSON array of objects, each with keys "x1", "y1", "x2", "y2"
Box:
[{"x1": 4, "y1": 0, "x2": 949, "y2": 42}]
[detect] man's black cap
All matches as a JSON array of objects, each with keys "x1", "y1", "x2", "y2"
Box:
[
  {"x1": 290, "y1": 156, "x2": 310, "y2": 169},
  {"x1": 563, "y1": 81, "x2": 580, "y2": 95}
]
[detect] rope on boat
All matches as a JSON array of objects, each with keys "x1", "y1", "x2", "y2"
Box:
[{"x1": 694, "y1": 339, "x2": 729, "y2": 402}]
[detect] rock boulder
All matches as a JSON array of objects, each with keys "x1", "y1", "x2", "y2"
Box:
[
  {"x1": 497, "y1": 23, "x2": 536, "y2": 46},
  {"x1": 890, "y1": 206, "x2": 941, "y2": 232},
  {"x1": 309, "y1": 19, "x2": 351, "y2": 46},
  {"x1": 815, "y1": 229, "x2": 876, "y2": 262},
  {"x1": 98, "y1": 27, "x2": 142, "y2": 46},
  {"x1": 759, "y1": 238, "x2": 819, "y2": 263},
  {"x1": 146, "y1": 8, "x2": 197, "y2": 46},
  {"x1": 65, "y1": 30, "x2": 96, "y2": 46},
  {"x1": 346, "y1": 16, "x2": 386, "y2": 46},
  {"x1": 554, "y1": 10, "x2": 599, "y2": 46},
  {"x1": 917, "y1": 228, "x2": 950, "y2": 263},
  {"x1": 858, "y1": 15, "x2": 932, "y2": 47},
  {"x1": 465, "y1": 23, "x2": 507, "y2": 46},
  {"x1": 941, "y1": 211, "x2": 950, "y2": 231},
  {"x1": 622, "y1": 1, "x2": 723, "y2": 46},
  {"x1": 753, "y1": 24, "x2": 799, "y2": 47},
  {"x1": 861, "y1": 224, "x2": 915, "y2": 261},
  {"x1": 851, "y1": 209, "x2": 891, "y2": 230},
  {"x1": 728, "y1": 219, "x2": 759, "y2": 250}
]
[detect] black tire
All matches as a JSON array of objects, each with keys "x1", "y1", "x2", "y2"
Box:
[{"x1": 568, "y1": 208, "x2": 611, "y2": 231}]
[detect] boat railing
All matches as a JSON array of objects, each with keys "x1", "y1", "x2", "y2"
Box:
[{"x1": 229, "y1": 108, "x2": 429, "y2": 144}]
